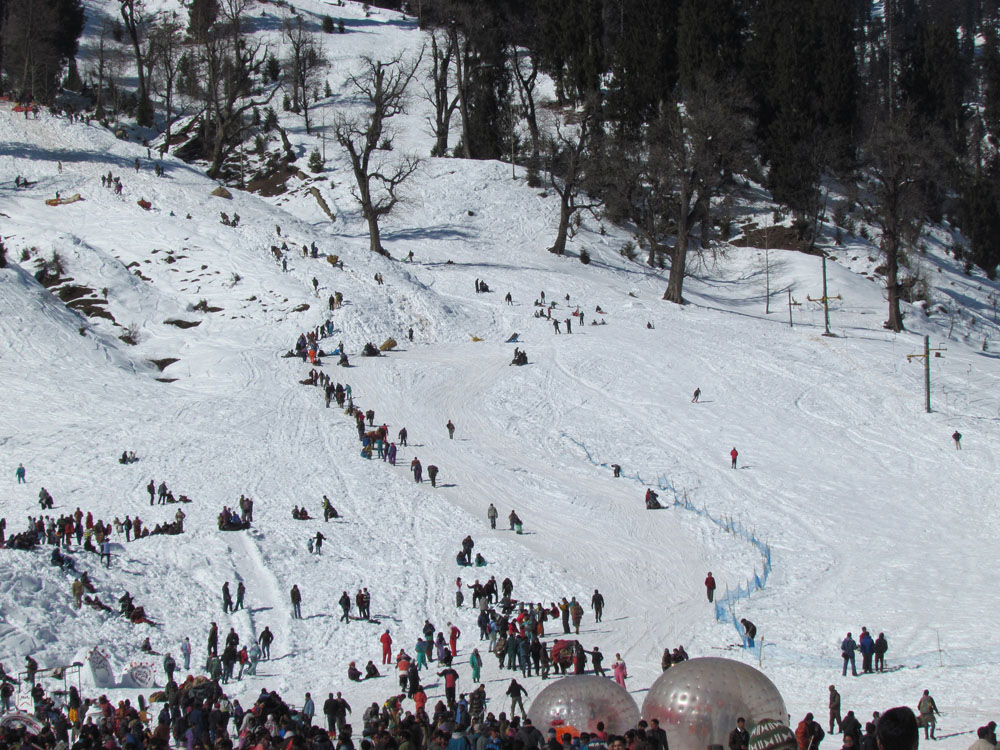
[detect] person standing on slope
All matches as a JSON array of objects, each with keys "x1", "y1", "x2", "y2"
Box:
[
  {"x1": 917, "y1": 690, "x2": 939, "y2": 740},
  {"x1": 15, "y1": 464, "x2": 26, "y2": 484},
  {"x1": 290, "y1": 585, "x2": 302, "y2": 619},
  {"x1": 339, "y1": 592, "x2": 351, "y2": 623},
  {"x1": 841, "y1": 632, "x2": 858, "y2": 677},
  {"x1": 258, "y1": 627, "x2": 274, "y2": 660},
  {"x1": 612, "y1": 654, "x2": 627, "y2": 688},
  {"x1": 470, "y1": 648, "x2": 482, "y2": 682},
  {"x1": 487, "y1": 504, "x2": 498, "y2": 529},
  {"x1": 952, "y1": 430, "x2": 962, "y2": 449},
  {"x1": 705, "y1": 572, "x2": 716, "y2": 602},
  {"x1": 506, "y1": 679, "x2": 529, "y2": 718},
  {"x1": 731, "y1": 447, "x2": 739, "y2": 468},
  {"x1": 180, "y1": 637, "x2": 192, "y2": 670},
  {"x1": 380, "y1": 630, "x2": 393, "y2": 664},
  {"x1": 591, "y1": 589, "x2": 604, "y2": 622},
  {"x1": 447, "y1": 420, "x2": 455, "y2": 439},
  {"x1": 411, "y1": 458, "x2": 422, "y2": 483},
  {"x1": 874, "y1": 632, "x2": 888, "y2": 672},
  {"x1": 829, "y1": 685, "x2": 842, "y2": 734},
  {"x1": 859, "y1": 628, "x2": 875, "y2": 673}
]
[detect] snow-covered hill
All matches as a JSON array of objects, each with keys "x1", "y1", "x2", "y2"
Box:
[{"x1": 2, "y1": 1, "x2": 1000, "y2": 745}]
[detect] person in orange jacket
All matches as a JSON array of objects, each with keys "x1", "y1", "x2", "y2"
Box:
[
  {"x1": 412, "y1": 687, "x2": 427, "y2": 714},
  {"x1": 796, "y1": 713, "x2": 825, "y2": 750},
  {"x1": 380, "y1": 630, "x2": 393, "y2": 664}
]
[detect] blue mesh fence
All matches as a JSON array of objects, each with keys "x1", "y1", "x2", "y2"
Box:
[{"x1": 564, "y1": 435, "x2": 773, "y2": 654}]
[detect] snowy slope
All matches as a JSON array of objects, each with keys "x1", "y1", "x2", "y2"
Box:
[{"x1": 2, "y1": 1, "x2": 1000, "y2": 745}]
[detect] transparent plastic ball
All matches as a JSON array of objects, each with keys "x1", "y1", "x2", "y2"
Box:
[
  {"x1": 641, "y1": 657, "x2": 787, "y2": 750},
  {"x1": 528, "y1": 675, "x2": 640, "y2": 737}
]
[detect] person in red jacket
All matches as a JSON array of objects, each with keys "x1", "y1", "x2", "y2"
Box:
[
  {"x1": 705, "y1": 573, "x2": 716, "y2": 602},
  {"x1": 449, "y1": 623, "x2": 461, "y2": 655},
  {"x1": 380, "y1": 630, "x2": 393, "y2": 664},
  {"x1": 731, "y1": 447, "x2": 739, "y2": 469}
]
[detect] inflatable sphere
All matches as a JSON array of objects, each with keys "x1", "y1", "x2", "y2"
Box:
[
  {"x1": 641, "y1": 658, "x2": 787, "y2": 750},
  {"x1": 528, "y1": 675, "x2": 640, "y2": 737}
]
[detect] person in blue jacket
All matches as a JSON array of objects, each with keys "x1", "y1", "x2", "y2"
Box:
[
  {"x1": 841, "y1": 632, "x2": 858, "y2": 677},
  {"x1": 858, "y1": 629, "x2": 875, "y2": 673}
]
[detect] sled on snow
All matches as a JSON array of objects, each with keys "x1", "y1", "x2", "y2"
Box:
[{"x1": 45, "y1": 193, "x2": 83, "y2": 206}]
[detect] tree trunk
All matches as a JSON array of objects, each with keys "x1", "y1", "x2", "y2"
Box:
[
  {"x1": 548, "y1": 194, "x2": 572, "y2": 255},
  {"x1": 162, "y1": 85, "x2": 172, "y2": 155},
  {"x1": 208, "y1": 127, "x2": 226, "y2": 179},
  {"x1": 663, "y1": 197, "x2": 691, "y2": 303},
  {"x1": 883, "y1": 232, "x2": 904, "y2": 331},
  {"x1": 366, "y1": 212, "x2": 387, "y2": 256},
  {"x1": 451, "y1": 28, "x2": 471, "y2": 160},
  {"x1": 122, "y1": 3, "x2": 151, "y2": 125}
]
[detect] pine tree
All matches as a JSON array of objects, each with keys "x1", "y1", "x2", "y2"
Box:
[{"x1": 308, "y1": 147, "x2": 325, "y2": 172}]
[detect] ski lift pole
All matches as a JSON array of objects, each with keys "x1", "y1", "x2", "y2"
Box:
[
  {"x1": 906, "y1": 335, "x2": 946, "y2": 413},
  {"x1": 788, "y1": 290, "x2": 800, "y2": 328},
  {"x1": 807, "y1": 256, "x2": 841, "y2": 336}
]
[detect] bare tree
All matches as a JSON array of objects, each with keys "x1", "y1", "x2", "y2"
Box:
[
  {"x1": 89, "y1": 22, "x2": 113, "y2": 118},
  {"x1": 423, "y1": 31, "x2": 459, "y2": 156},
  {"x1": 660, "y1": 80, "x2": 754, "y2": 304},
  {"x1": 2, "y1": 0, "x2": 60, "y2": 101},
  {"x1": 544, "y1": 106, "x2": 601, "y2": 256},
  {"x1": 860, "y1": 108, "x2": 934, "y2": 332},
  {"x1": 149, "y1": 14, "x2": 184, "y2": 153},
  {"x1": 282, "y1": 16, "x2": 325, "y2": 134},
  {"x1": 201, "y1": 24, "x2": 277, "y2": 178},
  {"x1": 120, "y1": 0, "x2": 153, "y2": 125},
  {"x1": 333, "y1": 54, "x2": 423, "y2": 256},
  {"x1": 511, "y1": 48, "x2": 540, "y2": 165},
  {"x1": 106, "y1": 41, "x2": 128, "y2": 122},
  {"x1": 602, "y1": 124, "x2": 673, "y2": 268},
  {"x1": 448, "y1": 25, "x2": 474, "y2": 159}
]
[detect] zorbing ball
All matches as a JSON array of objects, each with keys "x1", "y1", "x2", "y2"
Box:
[
  {"x1": 641, "y1": 658, "x2": 787, "y2": 750},
  {"x1": 528, "y1": 675, "x2": 640, "y2": 737}
]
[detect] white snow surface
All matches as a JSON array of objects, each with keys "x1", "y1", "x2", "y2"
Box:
[{"x1": 2, "y1": 1, "x2": 1000, "y2": 746}]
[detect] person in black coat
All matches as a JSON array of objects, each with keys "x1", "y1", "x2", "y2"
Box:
[
  {"x1": 339, "y1": 592, "x2": 351, "y2": 623},
  {"x1": 841, "y1": 711, "x2": 862, "y2": 748},
  {"x1": 729, "y1": 718, "x2": 749, "y2": 750},
  {"x1": 874, "y1": 633, "x2": 888, "y2": 672}
]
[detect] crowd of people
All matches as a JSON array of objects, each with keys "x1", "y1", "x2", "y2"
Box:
[{"x1": 0, "y1": 253, "x2": 971, "y2": 750}]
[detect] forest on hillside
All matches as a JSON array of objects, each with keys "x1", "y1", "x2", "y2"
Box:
[{"x1": 3, "y1": 0, "x2": 1000, "y2": 328}]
